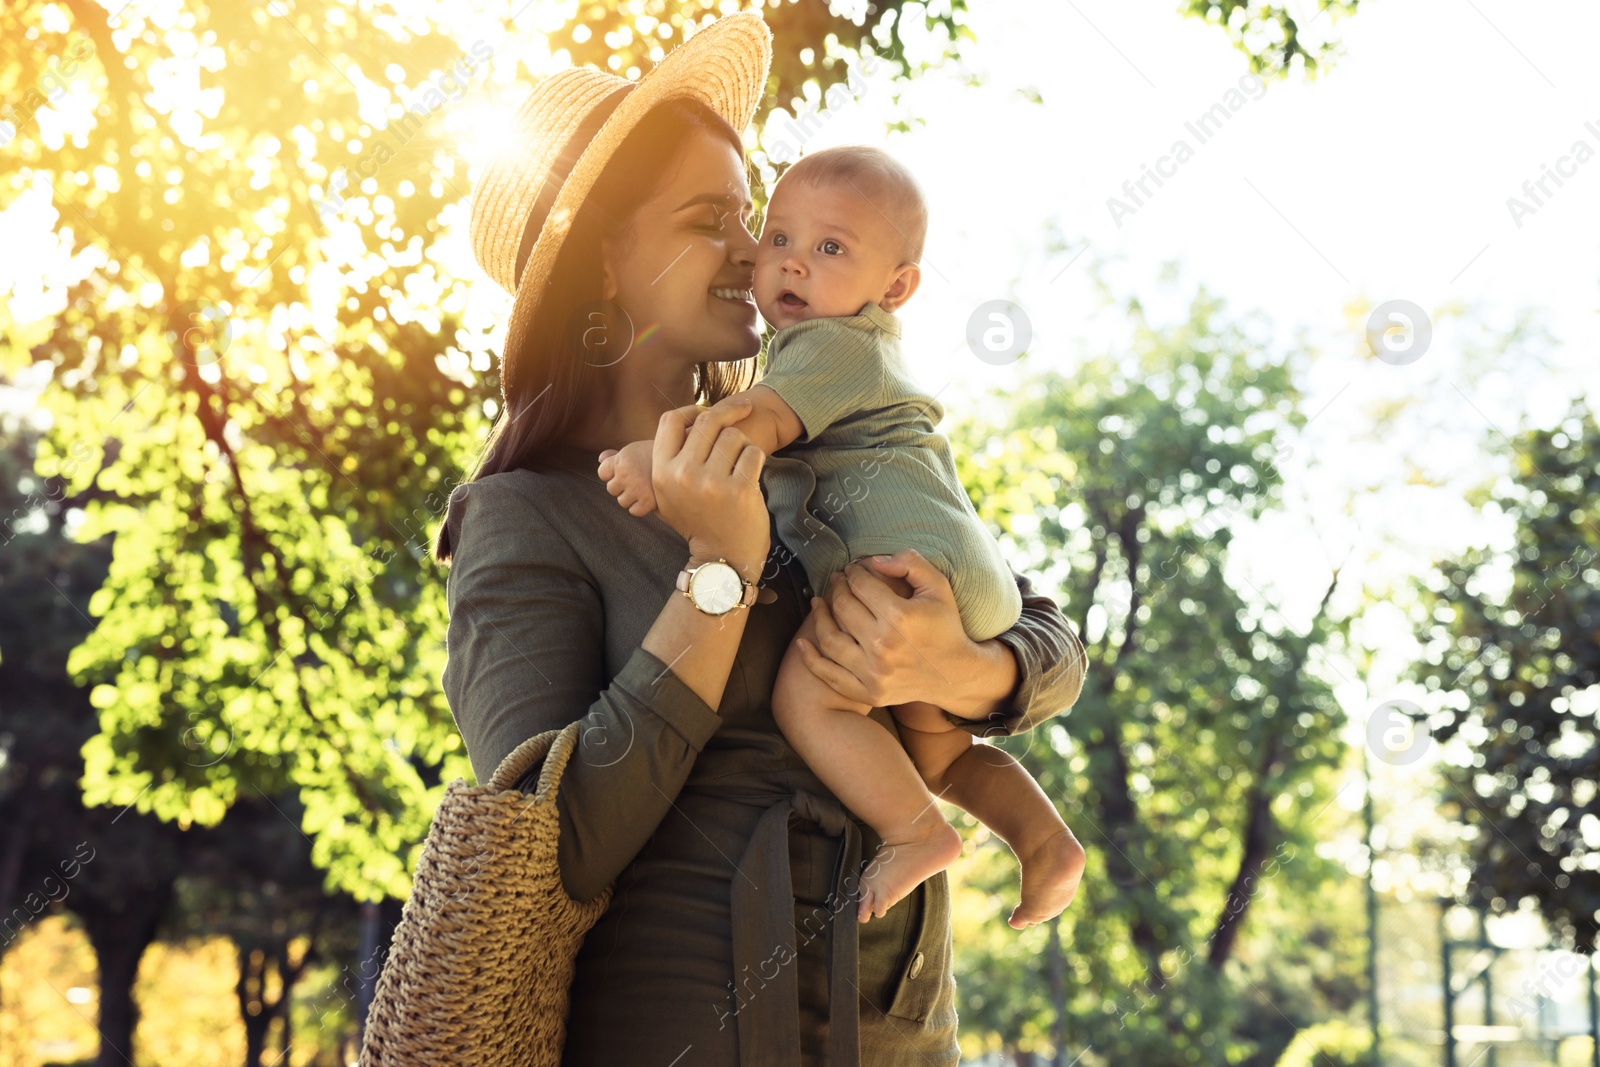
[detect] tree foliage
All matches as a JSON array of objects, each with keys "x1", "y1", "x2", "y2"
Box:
[
  {"x1": 0, "y1": 411, "x2": 199, "y2": 1067},
  {"x1": 949, "y1": 288, "x2": 1353, "y2": 1064},
  {"x1": 1412, "y1": 402, "x2": 1600, "y2": 948},
  {"x1": 1178, "y1": 0, "x2": 1361, "y2": 77}
]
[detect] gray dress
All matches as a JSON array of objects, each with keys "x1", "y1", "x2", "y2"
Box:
[{"x1": 439, "y1": 441, "x2": 1088, "y2": 1066}]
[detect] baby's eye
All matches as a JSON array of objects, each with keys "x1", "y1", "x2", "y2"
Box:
[
  {"x1": 771, "y1": 233, "x2": 788, "y2": 247},
  {"x1": 820, "y1": 239, "x2": 843, "y2": 255}
]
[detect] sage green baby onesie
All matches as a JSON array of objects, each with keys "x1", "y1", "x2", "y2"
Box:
[{"x1": 757, "y1": 301, "x2": 1023, "y2": 643}]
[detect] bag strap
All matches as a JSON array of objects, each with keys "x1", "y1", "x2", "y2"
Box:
[{"x1": 485, "y1": 720, "x2": 584, "y2": 800}]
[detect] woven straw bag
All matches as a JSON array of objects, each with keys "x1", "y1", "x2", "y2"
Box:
[{"x1": 359, "y1": 720, "x2": 611, "y2": 1066}]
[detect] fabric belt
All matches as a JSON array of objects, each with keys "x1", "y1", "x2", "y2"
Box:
[{"x1": 727, "y1": 788, "x2": 863, "y2": 1066}]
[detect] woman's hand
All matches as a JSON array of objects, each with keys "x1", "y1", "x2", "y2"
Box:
[
  {"x1": 650, "y1": 397, "x2": 769, "y2": 576},
  {"x1": 795, "y1": 549, "x2": 998, "y2": 710}
]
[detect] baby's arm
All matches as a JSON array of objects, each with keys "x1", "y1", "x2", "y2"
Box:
[
  {"x1": 597, "y1": 388, "x2": 803, "y2": 515},
  {"x1": 726, "y1": 384, "x2": 803, "y2": 456}
]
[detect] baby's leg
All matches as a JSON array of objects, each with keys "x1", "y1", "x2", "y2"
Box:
[
  {"x1": 891, "y1": 703, "x2": 1086, "y2": 929},
  {"x1": 772, "y1": 608, "x2": 962, "y2": 924}
]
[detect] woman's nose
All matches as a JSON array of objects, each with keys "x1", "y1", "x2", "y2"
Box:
[{"x1": 727, "y1": 221, "x2": 757, "y2": 267}]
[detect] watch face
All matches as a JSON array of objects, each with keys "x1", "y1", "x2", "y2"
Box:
[{"x1": 690, "y1": 561, "x2": 743, "y2": 614}]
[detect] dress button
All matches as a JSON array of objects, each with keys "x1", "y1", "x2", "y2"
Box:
[{"x1": 907, "y1": 951, "x2": 925, "y2": 980}]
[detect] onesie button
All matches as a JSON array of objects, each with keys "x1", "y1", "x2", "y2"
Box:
[{"x1": 907, "y1": 951, "x2": 925, "y2": 980}]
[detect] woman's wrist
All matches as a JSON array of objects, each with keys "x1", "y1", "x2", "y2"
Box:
[
  {"x1": 686, "y1": 549, "x2": 766, "y2": 584},
  {"x1": 937, "y1": 635, "x2": 1021, "y2": 721}
]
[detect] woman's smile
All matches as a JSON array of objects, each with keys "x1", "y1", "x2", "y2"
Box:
[{"x1": 710, "y1": 285, "x2": 758, "y2": 317}]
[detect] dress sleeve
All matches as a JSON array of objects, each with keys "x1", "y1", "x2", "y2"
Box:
[
  {"x1": 759, "y1": 318, "x2": 888, "y2": 444},
  {"x1": 941, "y1": 566, "x2": 1089, "y2": 739},
  {"x1": 440, "y1": 478, "x2": 723, "y2": 903}
]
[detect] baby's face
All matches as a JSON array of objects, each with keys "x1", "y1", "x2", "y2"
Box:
[{"x1": 753, "y1": 179, "x2": 907, "y2": 330}]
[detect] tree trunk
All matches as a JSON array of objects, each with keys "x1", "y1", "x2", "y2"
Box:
[
  {"x1": 279, "y1": 969, "x2": 292, "y2": 1060},
  {"x1": 0, "y1": 811, "x2": 29, "y2": 1034},
  {"x1": 0, "y1": 810, "x2": 17, "y2": 1036},
  {"x1": 238, "y1": 944, "x2": 272, "y2": 1067},
  {"x1": 1092, "y1": 512, "x2": 1168, "y2": 989},
  {"x1": 80, "y1": 878, "x2": 173, "y2": 1067},
  {"x1": 1047, "y1": 916, "x2": 1067, "y2": 1064},
  {"x1": 1205, "y1": 572, "x2": 1339, "y2": 968},
  {"x1": 1206, "y1": 773, "x2": 1275, "y2": 967},
  {"x1": 1091, "y1": 728, "x2": 1167, "y2": 987},
  {"x1": 354, "y1": 897, "x2": 403, "y2": 1047},
  {"x1": 237, "y1": 932, "x2": 318, "y2": 1067},
  {"x1": 0, "y1": 815, "x2": 29, "y2": 941},
  {"x1": 354, "y1": 900, "x2": 382, "y2": 1041}
]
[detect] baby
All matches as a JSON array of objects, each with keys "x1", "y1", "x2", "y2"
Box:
[{"x1": 598, "y1": 145, "x2": 1084, "y2": 928}]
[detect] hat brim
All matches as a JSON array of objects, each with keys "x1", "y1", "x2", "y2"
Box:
[{"x1": 498, "y1": 12, "x2": 772, "y2": 400}]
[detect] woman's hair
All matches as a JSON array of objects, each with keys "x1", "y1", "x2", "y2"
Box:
[{"x1": 433, "y1": 96, "x2": 758, "y2": 565}]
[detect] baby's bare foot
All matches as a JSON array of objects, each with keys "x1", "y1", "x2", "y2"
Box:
[
  {"x1": 857, "y1": 819, "x2": 962, "y2": 923},
  {"x1": 1007, "y1": 828, "x2": 1086, "y2": 929}
]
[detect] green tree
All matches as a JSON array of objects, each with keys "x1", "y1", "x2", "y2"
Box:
[
  {"x1": 1412, "y1": 402, "x2": 1600, "y2": 947},
  {"x1": 0, "y1": 403, "x2": 194, "y2": 1067},
  {"x1": 949, "y1": 287, "x2": 1352, "y2": 1064},
  {"x1": 167, "y1": 799, "x2": 364, "y2": 1067},
  {"x1": 1178, "y1": 0, "x2": 1361, "y2": 77}
]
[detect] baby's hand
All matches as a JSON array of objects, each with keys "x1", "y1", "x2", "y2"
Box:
[{"x1": 597, "y1": 440, "x2": 657, "y2": 517}]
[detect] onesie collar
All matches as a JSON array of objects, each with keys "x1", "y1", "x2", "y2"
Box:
[{"x1": 850, "y1": 300, "x2": 903, "y2": 339}]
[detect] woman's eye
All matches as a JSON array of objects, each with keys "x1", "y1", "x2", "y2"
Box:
[{"x1": 821, "y1": 240, "x2": 842, "y2": 255}]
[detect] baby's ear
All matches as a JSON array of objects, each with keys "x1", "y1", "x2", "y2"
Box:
[{"x1": 880, "y1": 263, "x2": 921, "y2": 312}]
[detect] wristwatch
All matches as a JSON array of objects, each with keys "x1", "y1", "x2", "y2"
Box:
[{"x1": 676, "y1": 557, "x2": 760, "y2": 616}]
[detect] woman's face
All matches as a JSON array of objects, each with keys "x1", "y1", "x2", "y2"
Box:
[{"x1": 601, "y1": 127, "x2": 760, "y2": 365}]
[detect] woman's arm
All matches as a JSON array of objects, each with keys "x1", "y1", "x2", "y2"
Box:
[
  {"x1": 597, "y1": 386, "x2": 802, "y2": 515},
  {"x1": 441, "y1": 476, "x2": 760, "y2": 902},
  {"x1": 798, "y1": 550, "x2": 1088, "y2": 738},
  {"x1": 943, "y1": 565, "x2": 1089, "y2": 737}
]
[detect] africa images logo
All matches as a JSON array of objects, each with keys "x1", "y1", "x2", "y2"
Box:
[
  {"x1": 1106, "y1": 72, "x2": 1267, "y2": 228},
  {"x1": 0, "y1": 35, "x2": 95, "y2": 149},
  {"x1": 1504, "y1": 118, "x2": 1600, "y2": 230},
  {"x1": 313, "y1": 39, "x2": 493, "y2": 225}
]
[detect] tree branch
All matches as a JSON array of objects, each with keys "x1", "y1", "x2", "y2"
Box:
[
  {"x1": 1088, "y1": 502, "x2": 1166, "y2": 986},
  {"x1": 1205, "y1": 568, "x2": 1341, "y2": 967}
]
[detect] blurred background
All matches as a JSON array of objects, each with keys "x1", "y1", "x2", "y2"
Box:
[{"x1": 2, "y1": 0, "x2": 1598, "y2": 1064}]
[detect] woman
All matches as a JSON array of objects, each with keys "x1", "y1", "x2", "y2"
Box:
[{"x1": 432, "y1": 13, "x2": 1087, "y2": 1066}]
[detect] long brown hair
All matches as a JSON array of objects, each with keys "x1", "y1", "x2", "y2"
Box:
[{"x1": 434, "y1": 96, "x2": 759, "y2": 565}]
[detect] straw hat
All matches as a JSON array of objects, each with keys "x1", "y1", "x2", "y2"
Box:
[{"x1": 470, "y1": 11, "x2": 772, "y2": 400}]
